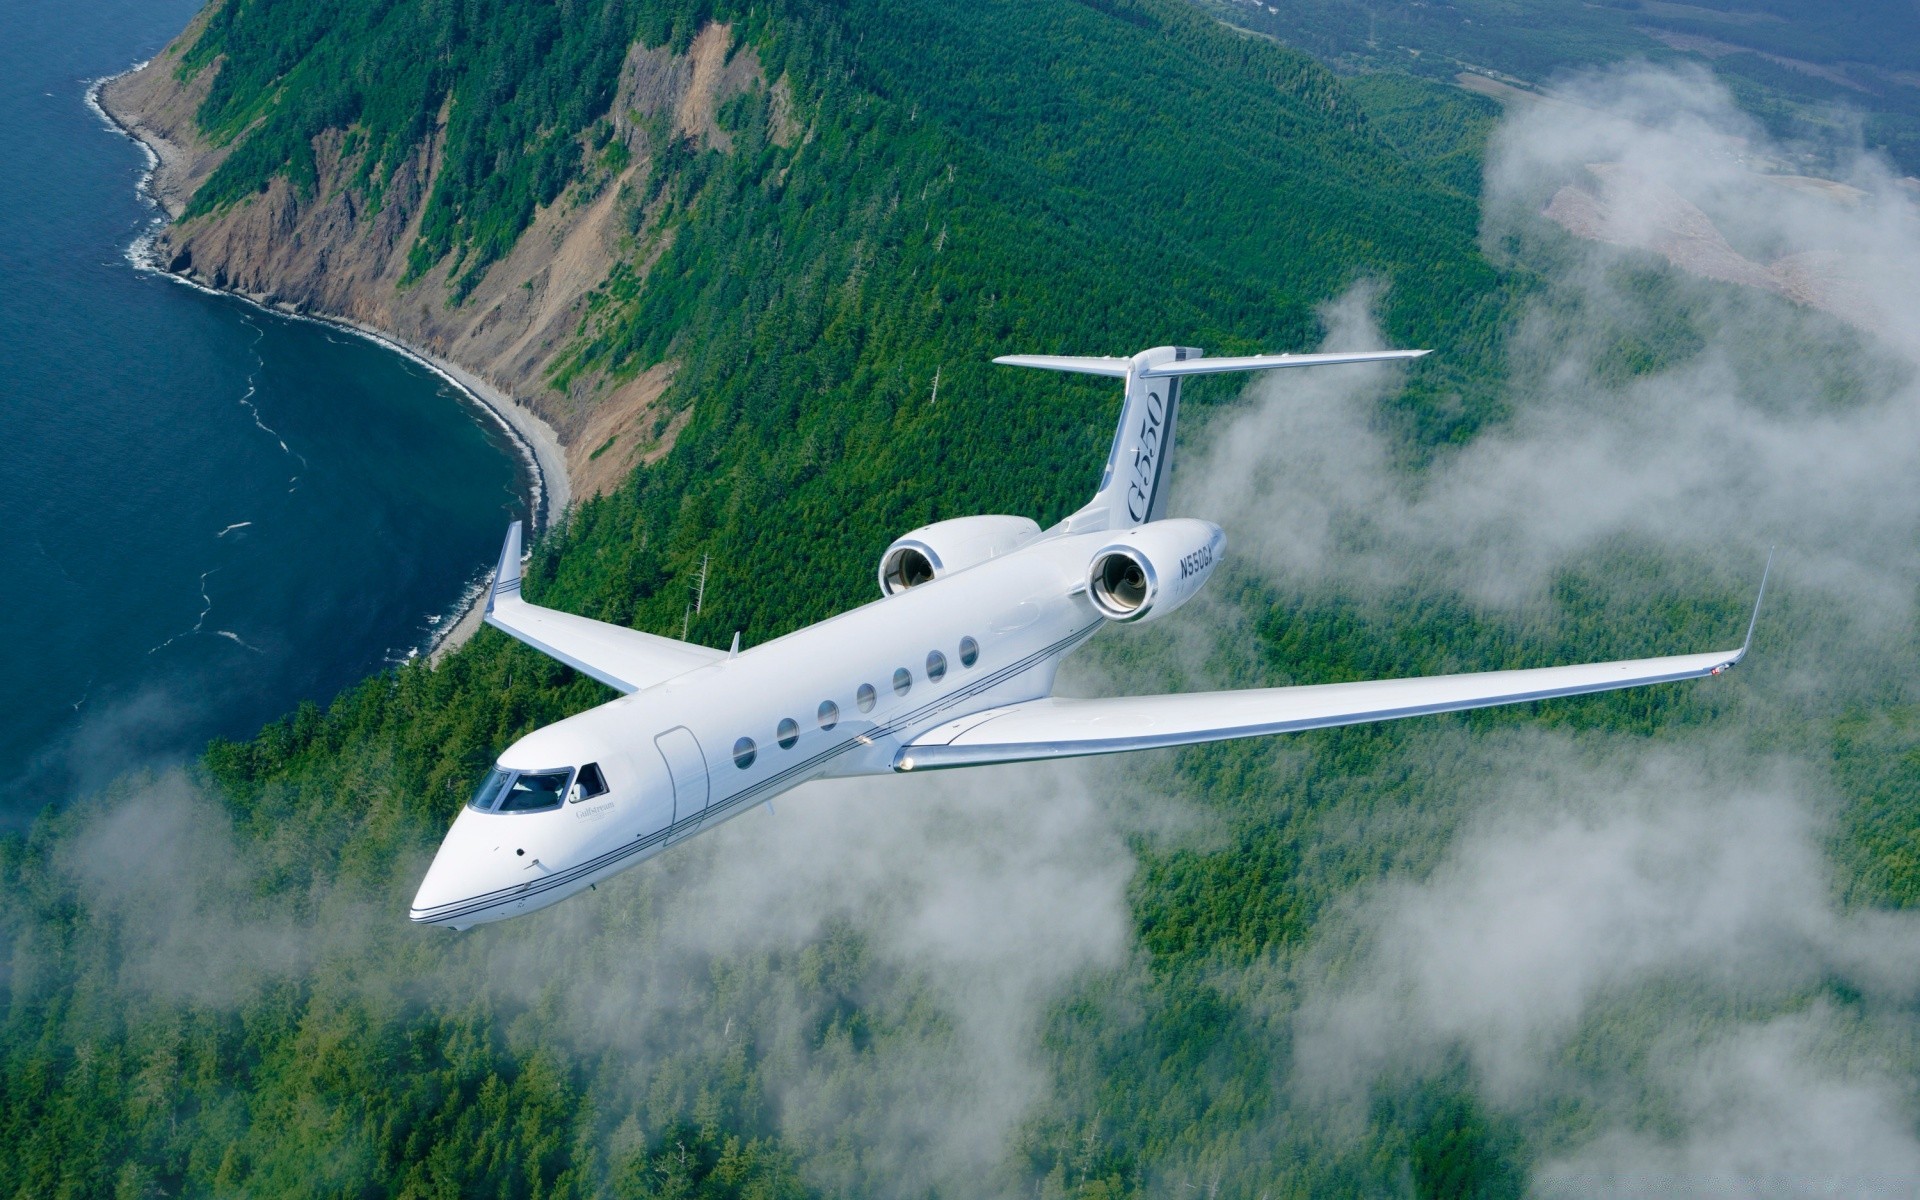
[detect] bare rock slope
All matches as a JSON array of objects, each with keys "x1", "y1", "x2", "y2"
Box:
[{"x1": 100, "y1": 22, "x2": 767, "y2": 502}]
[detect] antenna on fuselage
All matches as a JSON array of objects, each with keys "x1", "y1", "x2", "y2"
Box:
[{"x1": 729, "y1": 631, "x2": 741, "y2": 659}]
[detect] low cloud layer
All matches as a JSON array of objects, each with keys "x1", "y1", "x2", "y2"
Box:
[
  {"x1": 36, "y1": 759, "x2": 1144, "y2": 1197},
  {"x1": 1537, "y1": 1009, "x2": 1920, "y2": 1198},
  {"x1": 46, "y1": 774, "x2": 385, "y2": 1007},
  {"x1": 1211, "y1": 63, "x2": 1920, "y2": 1196},
  {"x1": 1292, "y1": 738, "x2": 1920, "y2": 1091},
  {"x1": 1184, "y1": 65, "x2": 1920, "y2": 630},
  {"x1": 707, "y1": 768, "x2": 1138, "y2": 1191},
  {"x1": 470, "y1": 760, "x2": 1146, "y2": 1196},
  {"x1": 1499, "y1": 65, "x2": 1920, "y2": 354}
]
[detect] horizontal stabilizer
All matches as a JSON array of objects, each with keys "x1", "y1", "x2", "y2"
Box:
[
  {"x1": 992, "y1": 354, "x2": 1131, "y2": 377},
  {"x1": 992, "y1": 349, "x2": 1427, "y2": 379},
  {"x1": 897, "y1": 646, "x2": 1744, "y2": 771},
  {"x1": 482, "y1": 522, "x2": 723, "y2": 694},
  {"x1": 1140, "y1": 349, "x2": 1429, "y2": 377}
]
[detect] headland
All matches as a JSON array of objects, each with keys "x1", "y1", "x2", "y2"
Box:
[{"x1": 91, "y1": 69, "x2": 571, "y2": 535}]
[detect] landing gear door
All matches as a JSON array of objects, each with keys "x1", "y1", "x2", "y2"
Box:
[{"x1": 654, "y1": 726, "x2": 710, "y2": 837}]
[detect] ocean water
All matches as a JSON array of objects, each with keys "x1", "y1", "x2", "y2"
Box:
[{"x1": 1, "y1": 0, "x2": 530, "y2": 819}]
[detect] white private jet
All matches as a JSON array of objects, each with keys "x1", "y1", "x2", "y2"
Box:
[{"x1": 411, "y1": 345, "x2": 1766, "y2": 929}]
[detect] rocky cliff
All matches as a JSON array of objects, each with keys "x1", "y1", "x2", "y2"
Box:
[{"x1": 102, "y1": 19, "x2": 782, "y2": 502}]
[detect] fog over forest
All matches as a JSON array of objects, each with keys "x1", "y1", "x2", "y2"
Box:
[{"x1": 1186, "y1": 64, "x2": 1920, "y2": 1194}]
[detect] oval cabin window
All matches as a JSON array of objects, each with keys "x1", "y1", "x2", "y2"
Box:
[
  {"x1": 959, "y1": 636, "x2": 980, "y2": 667},
  {"x1": 733, "y1": 737, "x2": 757, "y2": 770},
  {"x1": 857, "y1": 683, "x2": 877, "y2": 713},
  {"x1": 926, "y1": 650, "x2": 947, "y2": 682},
  {"x1": 777, "y1": 717, "x2": 799, "y2": 750},
  {"x1": 893, "y1": 667, "x2": 912, "y2": 697},
  {"x1": 818, "y1": 700, "x2": 839, "y2": 730}
]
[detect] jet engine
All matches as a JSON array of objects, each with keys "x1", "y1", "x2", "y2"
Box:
[
  {"x1": 1085, "y1": 519, "x2": 1225, "y2": 623},
  {"x1": 878, "y1": 515, "x2": 1043, "y2": 596}
]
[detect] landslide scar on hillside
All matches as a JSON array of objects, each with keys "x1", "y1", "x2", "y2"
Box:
[{"x1": 98, "y1": 19, "x2": 777, "y2": 508}]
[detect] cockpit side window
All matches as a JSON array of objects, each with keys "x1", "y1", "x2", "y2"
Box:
[
  {"x1": 467, "y1": 767, "x2": 513, "y2": 812},
  {"x1": 496, "y1": 768, "x2": 573, "y2": 813},
  {"x1": 574, "y1": 762, "x2": 608, "y2": 801}
]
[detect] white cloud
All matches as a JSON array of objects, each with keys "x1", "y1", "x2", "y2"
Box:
[
  {"x1": 1228, "y1": 64, "x2": 1920, "y2": 1193},
  {"x1": 475, "y1": 759, "x2": 1146, "y2": 1197},
  {"x1": 1184, "y1": 64, "x2": 1920, "y2": 630},
  {"x1": 1536, "y1": 1011, "x2": 1920, "y2": 1199},
  {"x1": 1292, "y1": 740, "x2": 1920, "y2": 1094}
]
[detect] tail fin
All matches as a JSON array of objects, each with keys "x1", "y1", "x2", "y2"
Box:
[{"x1": 995, "y1": 345, "x2": 1431, "y2": 531}]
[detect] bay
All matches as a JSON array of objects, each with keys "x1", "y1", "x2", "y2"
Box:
[{"x1": 0, "y1": 0, "x2": 530, "y2": 819}]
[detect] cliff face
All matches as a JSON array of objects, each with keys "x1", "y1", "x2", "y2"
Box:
[{"x1": 101, "y1": 21, "x2": 773, "y2": 501}]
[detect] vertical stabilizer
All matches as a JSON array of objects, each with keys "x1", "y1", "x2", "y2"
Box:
[
  {"x1": 991, "y1": 346, "x2": 1197, "y2": 531},
  {"x1": 993, "y1": 344, "x2": 1429, "y2": 532},
  {"x1": 1096, "y1": 346, "x2": 1197, "y2": 529}
]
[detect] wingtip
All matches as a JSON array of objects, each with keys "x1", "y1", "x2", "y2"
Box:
[{"x1": 486, "y1": 521, "x2": 525, "y2": 618}]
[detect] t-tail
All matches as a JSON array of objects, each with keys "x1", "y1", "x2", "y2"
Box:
[{"x1": 994, "y1": 344, "x2": 1432, "y2": 531}]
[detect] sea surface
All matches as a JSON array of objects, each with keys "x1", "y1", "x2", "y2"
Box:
[{"x1": 1, "y1": 0, "x2": 530, "y2": 820}]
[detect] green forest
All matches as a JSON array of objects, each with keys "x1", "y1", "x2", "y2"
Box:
[{"x1": 8, "y1": 0, "x2": 1920, "y2": 1195}]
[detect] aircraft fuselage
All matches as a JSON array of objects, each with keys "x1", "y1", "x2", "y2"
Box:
[{"x1": 409, "y1": 530, "x2": 1113, "y2": 929}]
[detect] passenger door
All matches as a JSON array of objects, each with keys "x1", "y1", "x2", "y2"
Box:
[{"x1": 653, "y1": 726, "x2": 710, "y2": 839}]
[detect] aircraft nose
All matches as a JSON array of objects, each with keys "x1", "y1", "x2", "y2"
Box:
[
  {"x1": 410, "y1": 846, "x2": 469, "y2": 925},
  {"x1": 409, "y1": 809, "x2": 522, "y2": 927}
]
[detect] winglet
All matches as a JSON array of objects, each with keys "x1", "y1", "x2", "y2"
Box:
[
  {"x1": 1737, "y1": 547, "x2": 1775, "y2": 663},
  {"x1": 484, "y1": 521, "x2": 525, "y2": 618}
]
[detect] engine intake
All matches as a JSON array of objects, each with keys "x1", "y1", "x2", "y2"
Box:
[
  {"x1": 880, "y1": 542, "x2": 940, "y2": 593},
  {"x1": 1091, "y1": 550, "x2": 1152, "y2": 617},
  {"x1": 1085, "y1": 519, "x2": 1224, "y2": 623}
]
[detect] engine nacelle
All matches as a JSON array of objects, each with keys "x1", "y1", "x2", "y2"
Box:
[
  {"x1": 1085, "y1": 519, "x2": 1225, "y2": 623},
  {"x1": 878, "y1": 515, "x2": 1042, "y2": 596}
]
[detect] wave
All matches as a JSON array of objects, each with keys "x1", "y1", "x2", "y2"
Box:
[{"x1": 84, "y1": 65, "x2": 170, "y2": 271}]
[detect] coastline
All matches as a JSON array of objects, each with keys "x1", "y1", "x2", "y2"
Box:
[{"x1": 90, "y1": 66, "x2": 572, "y2": 658}]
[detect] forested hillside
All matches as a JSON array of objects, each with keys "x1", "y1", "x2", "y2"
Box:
[{"x1": 8, "y1": 0, "x2": 1920, "y2": 1196}]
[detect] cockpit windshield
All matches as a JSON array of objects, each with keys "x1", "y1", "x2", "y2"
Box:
[
  {"x1": 467, "y1": 766, "x2": 574, "y2": 814},
  {"x1": 468, "y1": 767, "x2": 512, "y2": 812},
  {"x1": 500, "y1": 770, "x2": 572, "y2": 812}
]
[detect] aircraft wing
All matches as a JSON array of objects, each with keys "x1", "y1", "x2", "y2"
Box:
[
  {"x1": 896, "y1": 647, "x2": 1745, "y2": 771},
  {"x1": 481, "y1": 522, "x2": 723, "y2": 694}
]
